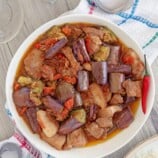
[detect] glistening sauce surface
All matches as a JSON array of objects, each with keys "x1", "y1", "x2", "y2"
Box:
[{"x1": 86, "y1": 99, "x2": 140, "y2": 147}]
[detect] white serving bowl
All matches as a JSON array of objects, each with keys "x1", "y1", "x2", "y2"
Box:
[{"x1": 6, "y1": 14, "x2": 155, "y2": 158}]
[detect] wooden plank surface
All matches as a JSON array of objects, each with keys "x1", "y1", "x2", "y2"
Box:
[{"x1": 0, "y1": 0, "x2": 157, "y2": 157}]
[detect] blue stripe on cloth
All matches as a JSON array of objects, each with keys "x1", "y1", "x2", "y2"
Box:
[
  {"x1": 47, "y1": 155, "x2": 53, "y2": 158},
  {"x1": 131, "y1": 15, "x2": 158, "y2": 28},
  {"x1": 86, "y1": 0, "x2": 158, "y2": 28},
  {"x1": 117, "y1": 12, "x2": 158, "y2": 28},
  {"x1": 117, "y1": 0, "x2": 139, "y2": 25}
]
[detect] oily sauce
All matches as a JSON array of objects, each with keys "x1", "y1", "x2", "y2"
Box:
[{"x1": 86, "y1": 99, "x2": 140, "y2": 147}]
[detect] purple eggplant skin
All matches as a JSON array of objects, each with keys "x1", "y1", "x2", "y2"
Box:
[
  {"x1": 113, "y1": 107, "x2": 134, "y2": 129},
  {"x1": 45, "y1": 38, "x2": 68, "y2": 59},
  {"x1": 72, "y1": 41, "x2": 83, "y2": 63},
  {"x1": 74, "y1": 92, "x2": 83, "y2": 107},
  {"x1": 78, "y1": 38, "x2": 90, "y2": 62},
  {"x1": 77, "y1": 70, "x2": 89, "y2": 92},
  {"x1": 109, "y1": 73, "x2": 125, "y2": 93},
  {"x1": 13, "y1": 87, "x2": 33, "y2": 107},
  {"x1": 107, "y1": 46, "x2": 120, "y2": 65},
  {"x1": 55, "y1": 82, "x2": 75, "y2": 103},
  {"x1": 107, "y1": 64, "x2": 132, "y2": 75},
  {"x1": 42, "y1": 96, "x2": 63, "y2": 114},
  {"x1": 92, "y1": 62, "x2": 107, "y2": 85},
  {"x1": 26, "y1": 107, "x2": 41, "y2": 133},
  {"x1": 58, "y1": 117, "x2": 84, "y2": 135}
]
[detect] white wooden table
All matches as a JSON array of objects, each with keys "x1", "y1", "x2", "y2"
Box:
[{"x1": 0, "y1": 0, "x2": 158, "y2": 157}]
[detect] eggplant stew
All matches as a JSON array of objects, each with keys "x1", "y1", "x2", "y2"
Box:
[{"x1": 13, "y1": 23, "x2": 144, "y2": 150}]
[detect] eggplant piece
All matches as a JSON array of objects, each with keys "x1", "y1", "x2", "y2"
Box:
[
  {"x1": 93, "y1": 46, "x2": 110, "y2": 61},
  {"x1": 59, "y1": 109, "x2": 86, "y2": 134},
  {"x1": 13, "y1": 87, "x2": 33, "y2": 107},
  {"x1": 72, "y1": 41, "x2": 84, "y2": 63},
  {"x1": 71, "y1": 109, "x2": 86, "y2": 123},
  {"x1": 107, "y1": 46, "x2": 120, "y2": 65},
  {"x1": 58, "y1": 117, "x2": 84, "y2": 135},
  {"x1": 26, "y1": 107, "x2": 41, "y2": 133},
  {"x1": 124, "y1": 96, "x2": 136, "y2": 104},
  {"x1": 42, "y1": 96, "x2": 63, "y2": 114},
  {"x1": 78, "y1": 38, "x2": 90, "y2": 62},
  {"x1": 74, "y1": 92, "x2": 83, "y2": 107},
  {"x1": 55, "y1": 82, "x2": 75, "y2": 103},
  {"x1": 45, "y1": 38, "x2": 68, "y2": 59},
  {"x1": 109, "y1": 73, "x2": 125, "y2": 93},
  {"x1": 113, "y1": 107, "x2": 134, "y2": 129},
  {"x1": 87, "y1": 105, "x2": 98, "y2": 121},
  {"x1": 77, "y1": 70, "x2": 89, "y2": 92},
  {"x1": 107, "y1": 64, "x2": 132, "y2": 75},
  {"x1": 92, "y1": 62, "x2": 107, "y2": 85}
]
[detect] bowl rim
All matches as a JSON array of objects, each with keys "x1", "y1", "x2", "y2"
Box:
[{"x1": 5, "y1": 14, "x2": 155, "y2": 158}]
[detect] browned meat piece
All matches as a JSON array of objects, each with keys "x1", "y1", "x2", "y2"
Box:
[
  {"x1": 82, "y1": 27, "x2": 104, "y2": 39},
  {"x1": 40, "y1": 132, "x2": 66, "y2": 150},
  {"x1": 55, "y1": 82, "x2": 75, "y2": 103},
  {"x1": 26, "y1": 107, "x2": 41, "y2": 133},
  {"x1": 122, "y1": 79, "x2": 142, "y2": 97},
  {"x1": 24, "y1": 48, "x2": 44, "y2": 79},
  {"x1": 113, "y1": 107, "x2": 134, "y2": 129},
  {"x1": 59, "y1": 117, "x2": 84, "y2": 135},
  {"x1": 98, "y1": 105, "x2": 122, "y2": 118},
  {"x1": 89, "y1": 83, "x2": 106, "y2": 109},
  {"x1": 81, "y1": 90, "x2": 94, "y2": 107},
  {"x1": 42, "y1": 96, "x2": 63, "y2": 115},
  {"x1": 121, "y1": 48, "x2": 144, "y2": 79},
  {"x1": 107, "y1": 46, "x2": 120, "y2": 65},
  {"x1": 85, "y1": 35, "x2": 102, "y2": 55},
  {"x1": 107, "y1": 64, "x2": 131, "y2": 75},
  {"x1": 85, "y1": 122, "x2": 104, "y2": 139},
  {"x1": 66, "y1": 128, "x2": 87, "y2": 148},
  {"x1": 132, "y1": 60, "x2": 144, "y2": 79},
  {"x1": 62, "y1": 47, "x2": 81, "y2": 76},
  {"x1": 96, "y1": 117, "x2": 113, "y2": 128},
  {"x1": 110, "y1": 94, "x2": 123, "y2": 105},
  {"x1": 109, "y1": 73, "x2": 125, "y2": 93},
  {"x1": 13, "y1": 87, "x2": 33, "y2": 107},
  {"x1": 71, "y1": 26, "x2": 83, "y2": 39},
  {"x1": 45, "y1": 38, "x2": 68, "y2": 59},
  {"x1": 102, "y1": 84, "x2": 112, "y2": 104},
  {"x1": 41, "y1": 65, "x2": 56, "y2": 81},
  {"x1": 77, "y1": 70, "x2": 89, "y2": 92}
]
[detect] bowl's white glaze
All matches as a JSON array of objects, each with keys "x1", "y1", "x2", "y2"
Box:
[{"x1": 6, "y1": 14, "x2": 155, "y2": 158}]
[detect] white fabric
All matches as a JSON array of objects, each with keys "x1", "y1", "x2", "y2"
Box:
[{"x1": 70, "y1": 0, "x2": 158, "y2": 65}]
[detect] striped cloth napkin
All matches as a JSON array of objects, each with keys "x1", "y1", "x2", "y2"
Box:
[{"x1": 71, "y1": 0, "x2": 158, "y2": 65}]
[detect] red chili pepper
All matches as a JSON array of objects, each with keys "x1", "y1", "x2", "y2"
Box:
[{"x1": 142, "y1": 55, "x2": 150, "y2": 114}]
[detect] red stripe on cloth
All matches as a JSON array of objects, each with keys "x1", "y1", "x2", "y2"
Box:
[{"x1": 88, "y1": 2, "x2": 95, "y2": 14}]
